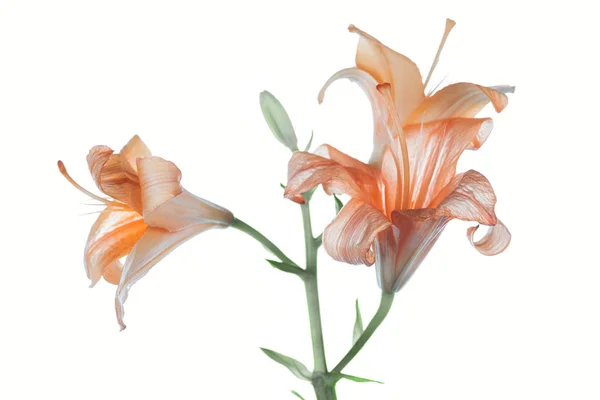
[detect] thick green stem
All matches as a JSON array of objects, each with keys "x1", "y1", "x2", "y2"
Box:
[
  {"x1": 231, "y1": 218, "x2": 298, "y2": 267},
  {"x1": 332, "y1": 291, "x2": 395, "y2": 375},
  {"x1": 301, "y1": 202, "x2": 328, "y2": 374},
  {"x1": 313, "y1": 377, "x2": 337, "y2": 400}
]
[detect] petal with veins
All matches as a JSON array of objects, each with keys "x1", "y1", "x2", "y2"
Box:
[
  {"x1": 376, "y1": 215, "x2": 449, "y2": 293},
  {"x1": 145, "y1": 190, "x2": 234, "y2": 232},
  {"x1": 115, "y1": 224, "x2": 216, "y2": 330},
  {"x1": 84, "y1": 208, "x2": 148, "y2": 287},
  {"x1": 87, "y1": 146, "x2": 144, "y2": 213},
  {"x1": 285, "y1": 148, "x2": 381, "y2": 208},
  {"x1": 137, "y1": 156, "x2": 233, "y2": 231},
  {"x1": 468, "y1": 220, "x2": 511, "y2": 256},
  {"x1": 323, "y1": 199, "x2": 391, "y2": 266},
  {"x1": 397, "y1": 170, "x2": 498, "y2": 225},
  {"x1": 119, "y1": 135, "x2": 152, "y2": 175},
  {"x1": 404, "y1": 118, "x2": 494, "y2": 208},
  {"x1": 405, "y1": 83, "x2": 513, "y2": 124},
  {"x1": 137, "y1": 156, "x2": 183, "y2": 218},
  {"x1": 349, "y1": 25, "x2": 425, "y2": 123},
  {"x1": 318, "y1": 67, "x2": 392, "y2": 166}
]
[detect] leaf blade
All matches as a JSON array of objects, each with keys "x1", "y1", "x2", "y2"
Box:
[
  {"x1": 341, "y1": 374, "x2": 384, "y2": 384},
  {"x1": 266, "y1": 259, "x2": 305, "y2": 276},
  {"x1": 261, "y1": 348, "x2": 312, "y2": 381},
  {"x1": 352, "y1": 299, "x2": 364, "y2": 345}
]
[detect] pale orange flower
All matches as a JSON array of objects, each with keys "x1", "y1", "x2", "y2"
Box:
[
  {"x1": 285, "y1": 21, "x2": 511, "y2": 292},
  {"x1": 59, "y1": 135, "x2": 233, "y2": 328}
]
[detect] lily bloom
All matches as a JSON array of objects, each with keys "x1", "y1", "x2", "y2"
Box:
[
  {"x1": 59, "y1": 135, "x2": 233, "y2": 329},
  {"x1": 285, "y1": 20, "x2": 511, "y2": 293}
]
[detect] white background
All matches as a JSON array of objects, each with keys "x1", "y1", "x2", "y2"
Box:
[{"x1": 1, "y1": 1, "x2": 598, "y2": 399}]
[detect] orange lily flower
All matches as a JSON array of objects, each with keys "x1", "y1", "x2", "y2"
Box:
[
  {"x1": 59, "y1": 135, "x2": 233, "y2": 328},
  {"x1": 285, "y1": 20, "x2": 511, "y2": 293}
]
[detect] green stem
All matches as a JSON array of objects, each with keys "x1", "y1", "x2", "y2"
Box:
[
  {"x1": 332, "y1": 291, "x2": 395, "y2": 375},
  {"x1": 300, "y1": 202, "x2": 328, "y2": 374},
  {"x1": 231, "y1": 218, "x2": 298, "y2": 267}
]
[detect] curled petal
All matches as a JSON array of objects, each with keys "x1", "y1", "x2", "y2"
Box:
[
  {"x1": 405, "y1": 83, "x2": 513, "y2": 124},
  {"x1": 145, "y1": 190, "x2": 234, "y2": 232},
  {"x1": 84, "y1": 208, "x2": 148, "y2": 287},
  {"x1": 398, "y1": 170, "x2": 498, "y2": 226},
  {"x1": 285, "y1": 147, "x2": 381, "y2": 207},
  {"x1": 349, "y1": 25, "x2": 425, "y2": 123},
  {"x1": 87, "y1": 146, "x2": 143, "y2": 213},
  {"x1": 323, "y1": 199, "x2": 391, "y2": 266},
  {"x1": 318, "y1": 67, "x2": 392, "y2": 166},
  {"x1": 115, "y1": 224, "x2": 216, "y2": 330},
  {"x1": 404, "y1": 118, "x2": 494, "y2": 208},
  {"x1": 137, "y1": 156, "x2": 183, "y2": 218},
  {"x1": 468, "y1": 220, "x2": 511, "y2": 256}
]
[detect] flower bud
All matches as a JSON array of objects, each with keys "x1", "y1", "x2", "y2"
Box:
[{"x1": 260, "y1": 90, "x2": 299, "y2": 151}]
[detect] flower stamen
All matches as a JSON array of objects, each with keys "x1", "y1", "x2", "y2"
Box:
[
  {"x1": 376, "y1": 83, "x2": 411, "y2": 210},
  {"x1": 424, "y1": 19, "x2": 456, "y2": 90},
  {"x1": 57, "y1": 160, "x2": 123, "y2": 207}
]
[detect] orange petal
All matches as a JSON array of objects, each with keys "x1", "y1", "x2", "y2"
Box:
[
  {"x1": 145, "y1": 190, "x2": 234, "y2": 232},
  {"x1": 84, "y1": 208, "x2": 148, "y2": 287},
  {"x1": 285, "y1": 146, "x2": 382, "y2": 208},
  {"x1": 137, "y1": 156, "x2": 183, "y2": 218},
  {"x1": 349, "y1": 25, "x2": 425, "y2": 123},
  {"x1": 87, "y1": 146, "x2": 144, "y2": 213},
  {"x1": 404, "y1": 118, "x2": 494, "y2": 208},
  {"x1": 468, "y1": 220, "x2": 511, "y2": 256},
  {"x1": 376, "y1": 214, "x2": 449, "y2": 292},
  {"x1": 120, "y1": 135, "x2": 152, "y2": 175},
  {"x1": 323, "y1": 199, "x2": 391, "y2": 266},
  {"x1": 115, "y1": 224, "x2": 213, "y2": 330},
  {"x1": 380, "y1": 146, "x2": 400, "y2": 215},
  {"x1": 398, "y1": 170, "x2": 498, "y2": 225},
  {"x1": 318, "y1": 67, "x2": 393, "y2": 166},
  {"x1": 405, "y1": 83, "x2": 513, "y2": 124},
  {"x1": 137, "y1": 156, "x2": 233, "y2": 232}
]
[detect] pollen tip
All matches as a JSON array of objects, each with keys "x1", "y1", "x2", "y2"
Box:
[
  {"x1": 446, "y1": 18, "x2": 457, "y2": 29},
  {"x1": 348, "y1": 24, "x2": 357, "y2": 33},
  {"x1": 57, "y1": 160, "x2": 67, "y2": 174}
]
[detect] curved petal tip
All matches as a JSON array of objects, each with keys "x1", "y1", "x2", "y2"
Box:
[{"x1": 468, "y1": 220, "x2": 511, "y2": 256}]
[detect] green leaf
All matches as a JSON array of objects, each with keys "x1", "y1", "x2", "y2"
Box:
[
  {"x1": 291, "y1": 390, "x2": 306, "y2": 399},
  {"x1": 304, "y1": 130, "x2": 314, "y2": 151},
  {"x1": 261, "y1": 348, "x2": 312, "y2": 381},
  {"x1": 341, "y1": 374, "x2": 384, "y2": 384},
  {"x1": 352, "y1": 299, "x2": 364, "y2": 345},
  {"x1": 280, "y1": 183, "x2": 286, "y2": 190},
  {"x1": 260, "y1": 91, "x2": 299, "y2": 151},
  {"x1": 266, "y1": 259, "x2": 305, "y2": 276},
  {"x1": 334, "y1": 194, "x2": 343, "y2": 215}
]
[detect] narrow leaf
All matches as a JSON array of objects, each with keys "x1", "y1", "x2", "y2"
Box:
[
  {"x1": 280, "y1": 183, "x2": 286, "y2": 190},
  {"x1": 334, "y1": 194, "x2": 343, "y2": 215},
  {"x1": 304, "y1": 130, "x2": 314, "y2": 151},
  {"x1": 261, "y1": 348, "x2": 312, "y2": 381},
  {"x1": 266, "y1": 259, "x2": 305, "y2": 276},
  {"x1": 260, "y1": 91, "x2": 299, "y2": 151},
  {"x1": 352, "y1": 299, "x2": 364, "y2": 345},
  {"x1": 291, "y1": 390, "x2": 306, "y2": 399},
  {"x1": 342, "y1": 374, "x2": 384, "y2": 384}
]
